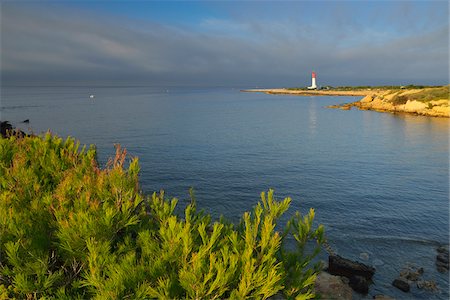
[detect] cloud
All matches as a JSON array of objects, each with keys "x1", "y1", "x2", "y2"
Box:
[{"x1": 1, "y1": 2, "x2": 448, "y2": 86}]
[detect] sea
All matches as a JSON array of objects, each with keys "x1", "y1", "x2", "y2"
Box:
[{"x1": 1, "y1": 86, "x2": 449, "y2": 299}]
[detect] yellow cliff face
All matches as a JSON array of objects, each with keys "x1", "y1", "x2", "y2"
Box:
[{"x1": 328, "y1": 86, "x2": 449, "y2": 118}]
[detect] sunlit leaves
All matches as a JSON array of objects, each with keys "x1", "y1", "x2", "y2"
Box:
[{"x1": 0, "y1": 134, "x2": 325, "y2": 299}]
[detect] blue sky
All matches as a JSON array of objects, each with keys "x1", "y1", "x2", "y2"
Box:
[{"x1": 1, "y1": 1, "x2": 448, "y2": 86}]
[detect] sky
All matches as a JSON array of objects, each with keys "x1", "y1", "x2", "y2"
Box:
[{"x1": 1, "y1": 0, "x2": 449, "y2": 87}]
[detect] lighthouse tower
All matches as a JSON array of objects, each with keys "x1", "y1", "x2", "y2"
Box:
[{"x1": 307, "y1": 72, "x2": 318, "y2": 89}]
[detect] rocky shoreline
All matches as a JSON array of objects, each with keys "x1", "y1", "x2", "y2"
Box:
[
  {"x1": 0, "y1": 120, "x2": 28, "y2": 138},
  {"x1": 327, "y1": 91, "x2": 449, "y2": 118},
  {"x1": 314, "y1": 244, "x2": 449, "y2": 299},
  {"x1": 243, "y1": 87, "x2": 449, "y2": 118}
]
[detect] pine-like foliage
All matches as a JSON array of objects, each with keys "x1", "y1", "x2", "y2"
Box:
[{"x1": 0, "y1": 133, "x2": 325, "y2": 299}]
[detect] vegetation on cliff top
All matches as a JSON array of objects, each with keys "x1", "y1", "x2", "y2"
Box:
[
  {"x1": 0, "y1": 133, "x2": 325, "y2": 299},
  {"x1": 387, "y1": 85, "x2": 449, "y2": 105},
  {"x1": 287, "y1": 84, "x2": 445, "y2": 91}
]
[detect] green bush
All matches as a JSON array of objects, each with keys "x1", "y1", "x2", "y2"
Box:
[
  {"x1": 0, "y1": 133, "x2": 325, "y2": 299},
  {"x1": 390, "y1": 94, "x2": 409, "y2": 105}
]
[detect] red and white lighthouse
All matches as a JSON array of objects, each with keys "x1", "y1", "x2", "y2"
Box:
[{"x1": 308, "y1": 71, "x2": 318, "y2": 89}]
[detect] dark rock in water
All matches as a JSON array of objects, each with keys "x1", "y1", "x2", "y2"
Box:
[
  {"x1": 327, "y1": 255, "x2": 375, "y2": 280},
  {"x1": 436, "y1": 245, "x2": 449, "y2": 273},
  {"x1": 349, "y1": 275, "x2": 369, "y2": 294},
  {"x1": 22, "y1": 119, "x2": 30, "y2": 123},
  {"x1": 437, "y1": 245, "x2": 449, "y2": 254},
  {"x1": 1, "y1": 121, "x2": 27, "y2": 138},
  {"x1": 436, "y1": 252, "x2": 449, "y2": 263},
  {"x1": 399, "y1": 265, "x2": 423, "y2": 281},
  {"x1": 417, "y1": 280, "x2": 438, "y2": 292},
  {"x1": 1, "y1": 121, "x2": 13, "y2": 138},
  {"x1": 392, "y1": 278, "x2": 410, "y2": 292},
  {"x1": 436, "y1": 260, "x2": 448, "y2": 273}
]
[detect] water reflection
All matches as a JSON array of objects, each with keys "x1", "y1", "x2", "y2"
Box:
[
  {"x1": 308, "y1": 97, "x2": 317, "y2": 134},
  {"x1": 397, "y1": 113, "x2": 449, "y2": 145}
]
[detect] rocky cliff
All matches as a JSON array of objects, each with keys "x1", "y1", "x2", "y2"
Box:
[{"x1": 329, "y1": 86, "x2": 449, "y2": 118}]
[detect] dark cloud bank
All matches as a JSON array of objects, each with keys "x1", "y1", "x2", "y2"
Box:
[{"x1": 1, "y1": 3, "x2": 448, "y2": 87}]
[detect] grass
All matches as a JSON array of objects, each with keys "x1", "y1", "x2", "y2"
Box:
[
  {"x1": 386, "y1": 86, "x2": 449, "y2": 105},
  {"x1": 402, "y1": 86, "x2": 449, "y2": 102}
]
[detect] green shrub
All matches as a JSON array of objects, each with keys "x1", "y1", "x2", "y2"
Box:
[
  {"x1": 0, "y1": 133, "x2": 325, "y2": 299},
  {"x1": 390, "y1": 94, "x2": 409, "y2": 105}
]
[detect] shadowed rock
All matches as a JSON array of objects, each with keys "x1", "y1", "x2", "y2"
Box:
[
  {"x1": 327, "y1": 255, "x2": 375, "y2": 280},
  {"x1": 1, "y1": 121, "x2": 13, "y2": 137},
  {"x1": 436, "y1": 245, "x2": 449, "y2": 273},
  {"x1": 349, "y1": 275, "x2": 369, "y2": 294},
  {"x1": 400, "y1": 265, "x2": 423, "y2": 281},
  {"x1": 314, "y1": 272, "x2": 352, "y2": 300},
  {"x1": 417, "y1": 280, "x2": 438, "y2": 292},
  {"x1": 392, "y1": 278, "x2": 410, "y2": 292},
  {"x1": 1, "y1": 121, "x2": 28, "y2": 138}
]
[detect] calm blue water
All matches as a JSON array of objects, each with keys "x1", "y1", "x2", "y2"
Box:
[{"x1": 1, "y1": 86, "x2": 449, "y2": 298}]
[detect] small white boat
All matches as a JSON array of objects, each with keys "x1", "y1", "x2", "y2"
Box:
[{"x1": 89, "y1": 94, "x2": 95, "y2": 99}]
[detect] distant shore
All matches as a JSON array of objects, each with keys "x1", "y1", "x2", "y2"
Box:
[
  {"x1": 243, "y1": 86, "x2": 449, "y2": 118},
  {"x1": 241, "y1": 88, "x2": 370, "y2": 97}
]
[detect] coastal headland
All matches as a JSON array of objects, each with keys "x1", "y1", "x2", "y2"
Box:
[
  {"x1": 242, "y1": 86, "x2": 449, "y2": 118},
  {"x1": 242, "y1": 88, "x2": 370, "y2": 97}
]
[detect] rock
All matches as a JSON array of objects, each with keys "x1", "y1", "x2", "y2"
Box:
[
  {"x1": 436, "y1": 260, "x2": 448, "y2": 273},
  {"x1": 417, "y1": 280, "x2": 438, "y2": 292},
  {"x1": 328, "y1": 255, "x2": 375, "y2": 280},
  {"x1": 349, "y1": 275, "x2": 370, "y2": 294},
  {"x1": 371, "y1": 97, "x2": 384, "y2": 106},
  {"x1": 392, "y1": 278, "x2": 410, "y2": 292},
  {"x1": 436, "y1": 252, "x2": 448, "y2": 264},
  {"x1": 314, "y1": 272, "x2": 352, "y2": 300},
  {"x1": 436, "y1": 264, "x2": 447, "y2": 273},
  {"x1": 0, "y1": 121, "x2": 27, "y2": 138},
  {"x1": 373, "y1": 295, "x2": 395, "y2": 300},
  {"x1": 399, "y1": 265, "x2": 423, "y2": 281},
  {"x1": 1, "y1": 121, "x2": 13, "y2": 137},
  {"x1": 404, "y1": 100, "x2": 427, "y2": 112},
  {"x1": 430, "y1": 106, "x2": 450, "y2": 117},
  {"x1": 328, "y1": 87, "x2": 449, "y2": 118},
  {"x1": 360, "y1": 95, "x2": 374, "y2": 103},
  {"x1": 436, "y1": 245, "x2": 449, "y2": 272},
  {"x1": 437, "y1": 245, "x2": 449, "y2": 253}
]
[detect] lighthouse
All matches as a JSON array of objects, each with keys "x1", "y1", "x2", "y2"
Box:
[{"x1": 307, "y1": 71, "x2": 318, "y2": 89}]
